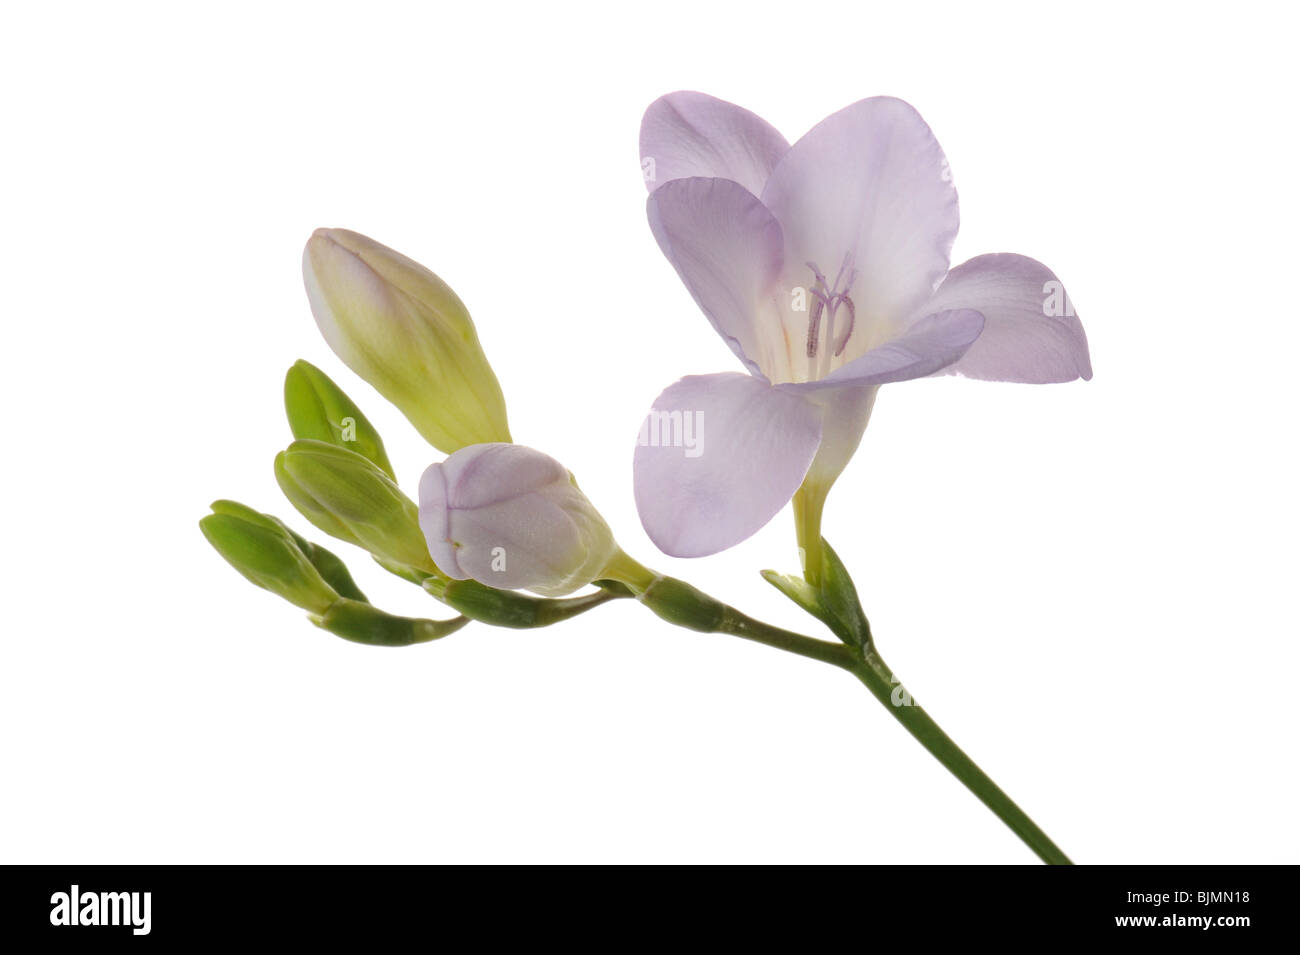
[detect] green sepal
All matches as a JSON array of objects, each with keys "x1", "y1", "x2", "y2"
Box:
[
  {"x1": 284, "y1": 360, "x2": 396, "y2": 480},
  {"x1": 310, "y1": 598, "x2": 468, "y2": 646},
  {"x1": 283, "y1": 529, "x2": 369, "y2": 603},
  {"x1": 762, "y1": 537, "x2": 871, "y2": 647},
  {"x1": 760, "y1": 570, "x2": 827, "y2": 622}
]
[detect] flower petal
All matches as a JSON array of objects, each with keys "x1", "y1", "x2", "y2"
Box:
[
  {"x1": 780, "y1": 309, "x2": 985, "y2": 393},
  {"x1": 761, "y1": 97, "x2": 960, "y2": 332},
  {"x1": 640, "y1": 91, "x2": 790, "y2": 197},
  {"x1": 921, "y1": 254, "x2": 1092, "y2": 383},
  {"x1": 634, "y1": 373, "x2": 822, "y2": 557},
  {"x1": 647, "y1": 177, "x2": 786, "y2": 377}
]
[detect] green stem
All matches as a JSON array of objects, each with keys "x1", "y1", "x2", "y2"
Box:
[
  {"x1": 633, "y1": 574, "x2": 853, "y2": 668},
  {"x1": 845, "y1": 644, "x2": 1072, "y2": 865},
  {"x1": 715, "y1": 605, "x2": 855, "y2": 668},
  {"x1": 623, "y1": 568, "x2": 1071, "y2": 863}
]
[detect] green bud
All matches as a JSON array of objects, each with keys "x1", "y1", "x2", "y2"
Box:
[
  {"x1": 273, "y1": 451, "x2": 363, "y2": 549},
  {"x1": 275, "y1": 439, "x2": 437, "y2": 574},
  {"x1": 208, "y1": 500, "x2": 369, "y2": 603},
  {"x1": 310, "y1": 598, "x2": 467, "y2": 646},
  {"x1": 200, "y1": 501, "x2": 340, "y2": 614},
  {"x1": 283, "y1": 359, "x2": 395, "y2": 480}
]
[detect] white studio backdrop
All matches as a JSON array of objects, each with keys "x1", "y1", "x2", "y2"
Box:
[{"x1": 2, "y1": 1, "x2": 1296, "y2": 863}]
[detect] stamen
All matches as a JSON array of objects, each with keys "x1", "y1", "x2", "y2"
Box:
[
  {"x1": 805, "y1": 295, "x2": 824, "y2": 358},
  {"x1": 803, "y1": 259, "x2": 860, "y2": 365},
  {"x1": 832, "y1": 294, "x2": 855, "y2": 356}
]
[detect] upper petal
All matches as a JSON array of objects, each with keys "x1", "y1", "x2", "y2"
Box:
[
  {"x1": 634, "y1": 373, "x2": 822, "y2": 558},
  {"x1": 761, "y1": 97, "x2": 960, "y2": 339},
  {"x1": 779, "y1": 309, "x2": 985, "y2": 393},
  {"x1": 920, "y1": 254, "x2": 1092, "y2": 383},
  {"x1": 640, "y1": 91, "x2": 790, "y2": 197},
  {"x1": 647, "y1": 177, "x2": 787, "y2": 377}
]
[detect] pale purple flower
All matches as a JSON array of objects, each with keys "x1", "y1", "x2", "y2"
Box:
[{"x1": 635, "y1": 92, "x2": 1091, "y2": 558}]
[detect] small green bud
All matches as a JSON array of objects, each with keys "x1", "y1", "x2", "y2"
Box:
[
  {"x1": 200, "y1": 502, "x2": 340, "y2": 614},
  {"x1": 275, "y1": 440, "x2": 437, "y2": 574},
  {"x1": 284, "y1": 359, "x2": 395, "y2": 480},
  {"x1": 209, "y1": 500, "x2": 369, "y2": 603},
  {"x1": 310, "y1": 598, "x2": 467, "y2": 646}
]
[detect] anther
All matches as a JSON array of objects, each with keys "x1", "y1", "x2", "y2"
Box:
[
  {"x1": 832, "y1": 294, "x2": 856, "y2": 356},
  {"x1": 805, "y1": 295, "x2": 825, "y2": 358}
]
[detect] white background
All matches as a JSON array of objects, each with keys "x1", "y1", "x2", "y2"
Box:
[{"x1": 3, "y1": 1, "x2": 1296, "y2": 864}]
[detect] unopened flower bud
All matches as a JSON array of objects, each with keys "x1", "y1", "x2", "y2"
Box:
[
  {"x1": 283, "y1": 359, "x2": 395, "y2": 479},
  {"x1": 302, "y1": 228, "x2": 511, "y2": 453},
  {"x1": 418, "y1": 443, "x2": 618, "y2": 597},
  {"x1": 199, "y1": 500, "x2": 340, "y2": 614},
  {"x1": 275, "y1": 440, "x2": 437, "y2": 574}
]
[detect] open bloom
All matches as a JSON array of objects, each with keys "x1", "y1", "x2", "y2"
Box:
[{"x1": 635, "y1": 92, "x2": 1091, "y2": 558}]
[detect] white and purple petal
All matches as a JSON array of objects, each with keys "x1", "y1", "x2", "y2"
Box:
[
  {"x1": 646, "y1": 177, "x2": 786, "y2": 377},
  {"x1": 634, "y1": 373, "x2": 822, "y2": 557},
  {"x1": 920, "y1": 254, "x2": 1092, "y2": 383},
  {"x1": 780, "y1": 309, "x2": 985, "y2": 393},
  {"x1": 761, "y1": 97, "x2": 960, "y2": 351},
  {"x1": 640, "y1": 91, "x2": 790, "y2": 198}
]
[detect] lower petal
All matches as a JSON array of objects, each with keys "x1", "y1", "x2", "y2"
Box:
[{"x1": 634, "y1": 373, "x2": 822, "y2": 557}]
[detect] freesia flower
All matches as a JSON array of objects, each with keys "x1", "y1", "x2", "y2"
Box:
[
  {"x1": 419, "y1": 443, "x2": 620, "y2": 597},
  {"x1": 303, "y1": 228, "x2": 512, "y2": 454},
  {"x1": 635, "y1": 92, "x2": 1091, "y2": 568}
]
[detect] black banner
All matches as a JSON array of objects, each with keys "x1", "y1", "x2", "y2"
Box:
[{"x1": 4, "y1": 864, "x2": 1289, "y2": 944}]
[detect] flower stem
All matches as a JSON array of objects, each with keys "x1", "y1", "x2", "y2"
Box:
[
  {"x1": 844, "y1": 643, "x2": 1072, "y2": 864},
  {"x1": 626, "y1": 568, "x2": 1071, "y2": 863}
]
